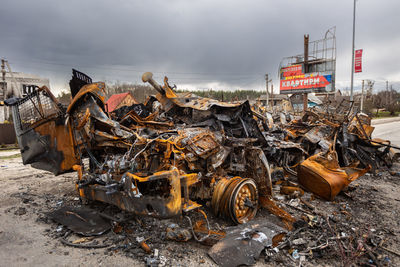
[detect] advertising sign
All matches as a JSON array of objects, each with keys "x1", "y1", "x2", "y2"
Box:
[
  {"x1": 280, "y1": 64, "x2": 334, "y2": 94},
  {"x1": 355, "y1": 49, "x2": 363, "y2": 73}
]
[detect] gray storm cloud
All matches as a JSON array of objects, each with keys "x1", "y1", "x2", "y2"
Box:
[{"x1": 1, "y1": 0, "x2": 399, "y2": 94}]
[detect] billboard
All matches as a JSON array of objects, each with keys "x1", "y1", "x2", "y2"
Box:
[{"x1": 280, "y1": 64, "x2": 334, "y2": 94}]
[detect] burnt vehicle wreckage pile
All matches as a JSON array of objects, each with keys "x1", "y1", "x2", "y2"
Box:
[{"x1": 5, "y1": 69, "x2": 400, "y2": 266}]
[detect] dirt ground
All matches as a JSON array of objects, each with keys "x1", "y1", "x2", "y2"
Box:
[{"x1": 1, "y1": 151, "x2": 399, "y2": 266}]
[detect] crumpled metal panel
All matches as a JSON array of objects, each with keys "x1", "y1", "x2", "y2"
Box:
[{"x1": 298, "y1": 150, "x2": 371, "y2": 200}]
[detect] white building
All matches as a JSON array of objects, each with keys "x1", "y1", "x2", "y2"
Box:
[{"x1": 0, "y1": 72, "x2": 50, "y2": 123}]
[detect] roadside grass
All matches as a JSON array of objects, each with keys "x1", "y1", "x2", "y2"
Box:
[{"x1": 373, "y1": 111, "x2": 400, "y2": 118}]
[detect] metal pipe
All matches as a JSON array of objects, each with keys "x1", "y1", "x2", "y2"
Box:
[{"x1": 142, "y1": 72, "x2": 165, "y2": 95}]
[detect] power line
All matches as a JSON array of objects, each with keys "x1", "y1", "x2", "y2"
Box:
[{"x1": 8, "y1": 57, "x2": 262, "y2": 77}]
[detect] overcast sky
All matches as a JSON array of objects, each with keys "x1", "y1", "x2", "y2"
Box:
[{"x1": 1, "y1": 0, "x2": 400, "y2": 95}]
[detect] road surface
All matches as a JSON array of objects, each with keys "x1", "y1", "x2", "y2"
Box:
[{"x1": 372, "y1": 119, "x2": 400, "y2": 147}]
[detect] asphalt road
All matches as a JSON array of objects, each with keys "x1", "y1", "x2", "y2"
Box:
[{"x1": 372, "y1": 119, "x2": 400, "y2": 147}]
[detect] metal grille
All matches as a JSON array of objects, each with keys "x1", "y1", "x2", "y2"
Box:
[{"x1": 16, "y1": 90, "x2": 59, "y2": 130}]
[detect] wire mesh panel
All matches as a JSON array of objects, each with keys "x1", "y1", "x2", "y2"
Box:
[{"x1": 15, "y1": 89, "x2": 59, "y2": 132}]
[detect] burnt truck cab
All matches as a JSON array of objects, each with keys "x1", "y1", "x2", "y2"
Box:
[{"x1": 5, "y1": 71, "x2": 198, "y2": 219}]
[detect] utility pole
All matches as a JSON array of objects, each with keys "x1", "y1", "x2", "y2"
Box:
[
  {"x1": 390, "y1": 84, "x2": 393, "y2": 105},
  {"x1": 5, "y1": 61, "x2": 20, "y2": 97},
  {"x1": 1, "y1": 59, "x2": 6, "y2": 123},
  {"x1": 360, "y1": 79, "x2": 364, "y2": 112},
  {"x1": 386, "y1": 81, "x2": 389, "y2": 106},
  {"x1": 265, "y1": 74, "x2": 268, "y2": 107},
  {"x1": 1, "y1": 59, "x2": 5, "y2": 94},
  {"x1": 270, "y1": 84, "x2": 274, "y2": 109},
  {"x1": 265, "y1": 74, "x2": 271, "y2": 108},
  {"x1": 350, "y1": 0, "x2": 357, "y2": 104}
]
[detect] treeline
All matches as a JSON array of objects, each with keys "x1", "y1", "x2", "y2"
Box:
[
  {"x1": 57, "y1": 82, "x2": 265, "y2": 104},
  {"x1": 107, "y1": 83, "x2": 265, "y2": 102},
  {"x1": 106, "y1": 83, "x2": 157, "y2": 103},
  {"x1": 175, "y1": 89, "x2": 264, "y2": 101},
  {"x1": 362, "y1": 89, "x2": 400, "y2": 116}
]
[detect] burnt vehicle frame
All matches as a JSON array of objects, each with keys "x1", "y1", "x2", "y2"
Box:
[{"x1": 6, "y1": 70, "x2": 284, "y2": 225}]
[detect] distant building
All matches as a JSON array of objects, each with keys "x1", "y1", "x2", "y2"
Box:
[
  {"x1": 289, "y1": 93, "x2": 323, "y2": 111},
  {"x1": 0, "y1": 72, "x2": 50, "y2": 123},
  {"x1": 256, "y1": 94, "x2": 293, "y2": 112},
  {"x1": 258, "y1": 94, "x2": 288, "y2": 106},
  {"x1": 106, "y1": 92, "x2": 138, "y2": 112}
]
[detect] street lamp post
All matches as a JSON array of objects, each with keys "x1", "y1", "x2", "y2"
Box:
[{"x1": 350, "y1": 0, "x2": 357, "y2": 103}]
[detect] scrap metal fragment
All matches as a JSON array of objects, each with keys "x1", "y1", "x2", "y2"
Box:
[
  {"x1": 166, "y1": 224, "x2": 192, "y2": 242},
  {"x1": 48, "y1": 206, "x2": 111, "y2": 236},
  {"x1": 208, "y1": 219, "x2": 287, "y2": 267}
]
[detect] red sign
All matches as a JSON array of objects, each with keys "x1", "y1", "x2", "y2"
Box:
[
  {"x1": 280, "y1": 75, "x2": 331, "y2": 91},
  {"x1": 281, "y1": 64, "x2": 303, "y2": 77},
  {"x1": 355, "y1": 49, "x2": 363, "y2": 73}
]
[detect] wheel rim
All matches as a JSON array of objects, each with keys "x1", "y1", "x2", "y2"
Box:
[
  {"x1": 212, "y1": 177, "x2": 258, "y2": 224},
  {"x1": 229, "y1": 179, "x2": 258, "y2": 224}
]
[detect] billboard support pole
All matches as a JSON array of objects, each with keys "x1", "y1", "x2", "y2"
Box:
[
  {"x1": 303, "y1": 93, "x2": 308, "y2": 112},
  {"x1": 303, "y1": 34, "x2": 309, "y2": 112}
]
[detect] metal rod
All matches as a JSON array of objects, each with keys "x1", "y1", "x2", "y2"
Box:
[{"x1": 365, "y1": 139, "x2": 400, "y2": 151}]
